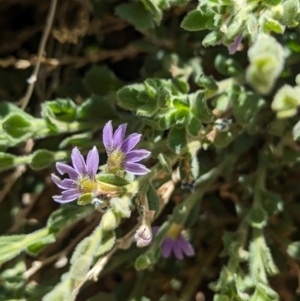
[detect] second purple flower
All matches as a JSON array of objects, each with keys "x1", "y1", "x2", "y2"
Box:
[{"x1": 103, "y1": 121, "x2": 150, "y2": 176}]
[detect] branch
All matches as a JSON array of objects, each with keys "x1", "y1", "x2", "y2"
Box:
[{"x1": 18, "y1": 0, "x2": 57, "y2": 110}]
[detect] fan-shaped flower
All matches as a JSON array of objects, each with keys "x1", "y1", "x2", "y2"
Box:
[
  {"x1": 103, "y1": 121, "x2": 150, "y2": 175},
  {"x1": 153, "y1": 224, "x2": 195, "y2": 260},
  {"x1": 51, "y1": 146, "x2": 99, "y2": 203}
]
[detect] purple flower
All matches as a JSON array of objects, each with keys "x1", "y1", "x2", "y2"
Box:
[
  {"x1": 51, "y1": 146, "x2": 99, "y2": 203},
  {"x1": 228, "y1": 33, "x2": 243, "y2": 55},
  {"x1": 153, "y1": 226, "x2": 195, "y2": 260},
  {"x1": 103, "y1": 121, "x2": 150, "y2": 175}
]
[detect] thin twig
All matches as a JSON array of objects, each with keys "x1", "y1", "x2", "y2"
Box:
[
  {"x1": 0, "y1": 165, "x2": 26, "y2": 203},
  {"x1": 18, "y1": 0, "x2": 58, "y2": 110},
  {"x1": 1, "y1": 44, "x2": 141, "y2": 70}
]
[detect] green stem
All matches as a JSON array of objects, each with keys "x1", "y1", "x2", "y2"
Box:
[{"x1": 253, "y1": 159, "x2": 266, "y2": 208}]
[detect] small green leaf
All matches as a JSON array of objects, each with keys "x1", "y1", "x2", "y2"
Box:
[
  {"x1": 168, "y1": 126, "x2": 187, "y2": 154},
  {"x1": 213, "y1": 131, "x2": 233, "y2": 148},
  {"x1": 214, "y1": 54, "x2": 243, "y2": 76},
  {"x1": 117, "y1": 84, "x2": 145, "y2": 110},
  {"x1": 196, "y1": 74, "x2": 218, "y2": 91},
  {"x1": 135, "y1": 253, "x2": 152, "y2": 270},
  {"x1": 191, "y1": 92, "x2": 215, "y2": 123},
  {"x1": 184, "y1": 201, "x2": 200, "y2": 228},
  {"x1": 115, "y1": 2, "x2": 154, "y2": 30},
  {"x1": 155, "y1": 109, "x2": 177, "y2": 130},
  {"x1": 59, "y1": 132, "x2": 93, "y2": 149},
  {"x1": 293, "y1": 120, "x2": 300, "y2": 140},
  {"x1": 215, "y1": 93, "x2": 230, "y2": 112},
  {"x1": 136, "y1": 92, "x2": 159, "y2": 117},
  {"x1": 232, "y1": 92, "x2": 266, "y2": 125},
  {"x1": 42, "y1": 99, "x2": 77, "y2": 122},
  {"x1": 140, "y1": 0, "x2": 162, "y2": 25},
  {"x1": 47, "y1": 204, "x2": 92, "y2": 233},
  {"x1": 261, "y1": 246, "x2": 279, "y2": 276},
  {"x1": 172, "y1": 77, "x2": 190, "y2": 94},
  {"x1": 147, "y1": 185, "x2": 160, "y2": 219},
  {"x1": 77, "y1": 95, "x2": 118, "y2": 120},
  {"x1": 158, "y1": 153, "x2": 172, "y2": 174},
  {"x1": 246, "y1": 14, "x2": 258, "y2": 43},
  {"x1": 77, "y1": 193, "x2": 94, "y2": 205},
  {"x1": 95, "y1": 231, "x2": 116, "y2": 257},
  {"x1": 262, "y1": 16, "x2": 285, "y2": 34},
  {"x1": 95, "y1": 173, "x2": 129, "y2": 186},
  {"x1": 224, "y1": 20, "x2": 243, "y2": 41},
  {"x1": 173, "y1": 203, "x2": 188, "y2": 224},
  {"x1": 0, "y1": 101, "x2": 32, "y2": 119},
  {"x1": 0, "y1": 234, "x2": 26, "y2": 246},
  {"x1": 262, "y1": 0, "x2": 281, "y2": 6},
  {"x1": 27, "y1": 233, "x2": 56, "y2": 256},
  {"x1": 0, "y1": 152, "x2": 17, "y2": 171},
  {"x1": 30, "y1": 149, "x2": 55, "y2": 170},
  {"x1": 181, "y1": 9, "x2": 215, "y2": 31},
  {"x1": 2, "y1": 113, "x2": 33, "y2": 140},
  {"x1": 187, "y1": 115, "x2": 202, "y2": 136},
  {"x1": 202, "y1": 31, "x2": 223, "y2": 47},
  {"x1": 261, "y1": 190, "x2": 283, "y2": 216},
  {"x1": 84, "y1": 66, "x2": 122, "y2": 95}
]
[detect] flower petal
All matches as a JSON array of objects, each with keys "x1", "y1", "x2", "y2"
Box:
[
  {"x1": 124, "y1": 162, "x2": 150, "y2": 175},
  {"x1": 161, "y1": 238, "x2": 173, "y2": 258},
  {"x1": 178, "y1": 237, "x2": 195, "y2": 257},
  {"x1": 71, "y1": 147, "x2": 87, "y2": 175},
  {"x1": 121, "y1": 133, "x2": 141, "y2": 153},
  {"x1": 53, "y1": 189, "x2": 81, "y2": 203},
  {"x1": 152, "y1": 226, "x2": 160, "y2": 236},
  {"x1": 56, "y1": 162, "x2": 79, "y2": 180},
  {"x1": 103, "y1": 121, "x2": 113, "y2": 153},
  {"x1": 125, "y1": 150, "x2": 151, "y2": 163},
  {"x1": 86, "y1": 146, "x2": 99, "y2": 178},
  {"x1": 51, "y1": 174, "x2": 77, "y2": 189},
  {"x1": 173, "y1": 240, "x2": 184, "y2": 260},
  {"x1": 228, "y1": 34, "x2": 243, "y2": 55},
  {"x1": 113, "y1": 123, "x2": 127, "y2": 150}
]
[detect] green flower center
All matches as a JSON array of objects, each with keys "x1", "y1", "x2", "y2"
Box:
[
  {"x1": 107, "y1": 150, "x2": 125, "y2": 174},
  {"x1": 77, "y1": 176, "x2": 98, "y2": 193},
  {"x1": 167, "y1": 223, "x2": 182, "y2": 239}
]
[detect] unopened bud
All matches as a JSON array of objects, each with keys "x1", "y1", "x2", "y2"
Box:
[
  {"x1": 110, "y1": 196, "x2": 132, "y2": 218},
  {"x1": 134, "y1": 224, "x2": 153, "y2": 248},
  {"x1": 101, "y1": 210, "x2": 119, "y2": 231}
]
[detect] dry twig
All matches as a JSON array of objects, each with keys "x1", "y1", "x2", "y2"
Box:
[{"x1": 18, "y1": 0, "x2": 58, "y2": 109}]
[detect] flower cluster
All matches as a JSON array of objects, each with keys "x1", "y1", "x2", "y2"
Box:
[{"x1": 52, "y1": 121, "x2": 150, "y2": 204}]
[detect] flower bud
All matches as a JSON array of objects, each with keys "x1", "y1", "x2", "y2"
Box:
[
  {"x1": 110, "y1": 196, "x2": 132, "y2": 218},
  {"x1": 134, "y1": 224, "x2": 153, "y2": 248},
  {"x1": 101, "y1": 210, "x2": 120, "y2": 231}
]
